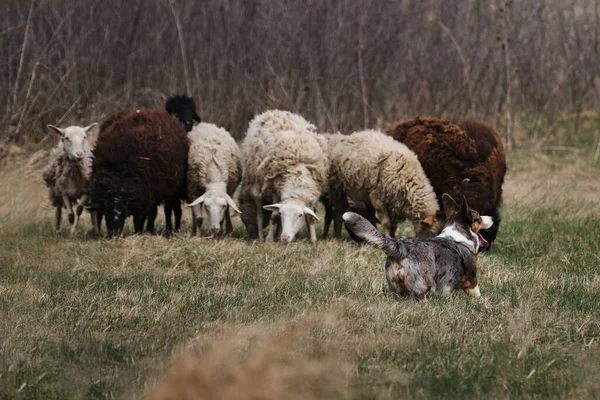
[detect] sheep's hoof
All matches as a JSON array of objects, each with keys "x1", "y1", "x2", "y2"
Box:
[{"x1": 68, "y1": 213, "x2": 75, "y2": 224}]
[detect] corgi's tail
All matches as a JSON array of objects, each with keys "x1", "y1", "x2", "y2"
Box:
[{"x1": 342, "y1": 212, "x2": 399, "y2": 257}]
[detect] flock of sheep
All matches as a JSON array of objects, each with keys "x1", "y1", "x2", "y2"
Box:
[{"x1": 42, "y1": 95, "x2": 506, "y2": 248}]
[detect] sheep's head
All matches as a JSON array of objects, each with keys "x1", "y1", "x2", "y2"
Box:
[
  {"x1": 47, "y1": 123, "x2": 97, "y2": 161},
  {"x1": 165, "y1": 95, "x2": 200, "y2": 132},
  {"x1": 413, "y1": 213, "x2": 444, "y2": 237},
  {"x1": 104, "y1": 194, "x2": 128, "y2": 237},
  {"x1": 263, "y1": 201, "x2": 319, "y2": 243},
  {"x1": 189, "y1": 192, "x2": 241, "y2": 235}
]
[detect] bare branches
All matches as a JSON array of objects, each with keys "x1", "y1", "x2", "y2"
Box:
[
  {"x1": 0, "y1": 0, "x2": 597, "y2": 149},
  {"x1": 3, "y1": 0, "x2": 35, "y2": 149},
  {"x1": 168, "y1": 0, "x2": 192, "y2": 96}
]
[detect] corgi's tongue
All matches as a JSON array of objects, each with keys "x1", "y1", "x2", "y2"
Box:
[{"x1": 477, "y1": 232, "x2": 490, "y2": 249}]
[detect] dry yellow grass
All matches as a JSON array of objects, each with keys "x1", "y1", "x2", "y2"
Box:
[{"x1": 0, "y1": 150, "x2": 599, "y2": 399}]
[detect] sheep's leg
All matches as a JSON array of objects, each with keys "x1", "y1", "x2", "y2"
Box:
[
  {"x1": 265, "y1": 213, "x2": 278, "y2": 242},
  {"x1": 133, "y1": 212, "x2": 146, "y2": 234},
  {"x1": 389, "y1": 221, "x2": 398, "y2": 239},
  {"x1": 332, "y1": 192, "x2": 349, "y2": 238},
  {"x1": 96, "y1": 212, "x2": 104, "y2": 234},
  {"x1": 173, "y1": 200, "x2": 182, "y2": 232},
  {"x1": 164, "y1": 201, "x2": 173, "y2": 235},
  {"x1": 70, "y1": 200, "x2": 85, "y2": 237},
  {"x1": 146, "y1": 205, "x2": 157, "y2": 234},
  {"x1": 191, "y1": 211, "x2": 197, "y2": 237},
  {"x1": 225, "y1": 207, "x2": 233, "y2": 235},
  {"x1": 307, "y1": 218, "x2": 317, "y2": 243},
  {"x1": 322, "y1": 201, "x2": 333, "y2": 239},
  {"x1": 376, "y1": 208, "x2": 392, "y2": 237},
  {"x1": 255, "y1": 197, "x2": 264, "y2": 240},
  {"x1": 55, "y1": 206, "x2": 62, "y2": 233},
  {"x1": 365, "y1": 204, "x2": 378, "y2": 227},
  {"x1": 89, "y1": 210, "x2": 99, "y2": 235},
  {"x1": 191, "y1": 204, "x2": 203, "y2": 237},
  {"x1": 63, "y1": 195, "x2": 75, "y2": 224}
]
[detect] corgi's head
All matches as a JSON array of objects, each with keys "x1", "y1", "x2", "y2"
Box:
[{"x1": 440, "y1": 194, "x2": 493, "y2": 252}]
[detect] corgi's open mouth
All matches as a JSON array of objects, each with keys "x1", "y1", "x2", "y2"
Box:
[{"x1": 477, "y1": 232, "x2": 490, "y2": 249}]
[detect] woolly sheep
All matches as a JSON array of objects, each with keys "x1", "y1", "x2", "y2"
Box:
[
  {"x1": 165, "y1": 95, "x2": 201, "y2": 132},
  {"x1": 317, "y1": 133, "x2": 378, "y2": 241},
  {"x1": 90, "y1": 109, "x2": 188, "y2": 236},
  {"x1": 328, "y1": 129, "x2": 441, "y2": 238},
  {"x1": 240, "y1": 110, "x2": 327, "y2": 243},
  {"x1": 186, "y1": 122, "x2": 242, "y2": 236},
  {"x1": 387, "y1": 117, "x2": 506, "y2": 248},
  {"x1": 42, "y1": 123, "x2": 97, "y2": 236}
]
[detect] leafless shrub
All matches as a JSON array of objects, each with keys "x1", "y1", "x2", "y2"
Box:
[{"x1": 1, "y1": 0, "x2": 599, "y2": 158}]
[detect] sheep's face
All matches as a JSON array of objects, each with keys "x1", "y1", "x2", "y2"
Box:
[
  {"x1": 188, "y1": 192, "x2": 241, "y2": 235},
  {"x1": 165, "y1": 96, "x2": 200, "y2": 132},
  {"x1": 47, "y1": 123, "x2": 97, "y2": 161},
  {"x1": 104, "y1": 195, "x2": 128, "y2": 236},
  {"x1": 413, "y1": 214, "x2": 444, "y2": 237},
  {"x1": 263, "y1": 202, "x2": 319, "y2": 243}
]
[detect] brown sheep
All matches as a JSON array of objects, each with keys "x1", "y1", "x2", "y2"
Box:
[
  {"x1": 386, "y1": 117, "x2": 506, "y2": 248},
  {"x1": 458, "y1": 119, "x2": 507, "y2": 207},
  {"x1": 90, "y1": 109, "x2": 188, "y2": 236}
]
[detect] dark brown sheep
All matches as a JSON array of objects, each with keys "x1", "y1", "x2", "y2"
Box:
[
  {"x1": 458, "y1": 119, "x2": 507, "y2": 207},
  {"x1": 386, "y1": 117, "x2": 506, "y2": 248},
  {"x1": 90, "y1": 109, "x2": 188, "y2": 236}
]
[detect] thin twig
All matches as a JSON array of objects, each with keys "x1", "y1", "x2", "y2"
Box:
[
  {"x1": 4, "y1": 0, "x2": 36, "y2": 147},
  {"x1": 168, "y1": 0, "x2": 192, "y2": 95},
  {"x1": 55, "y1": 96, "x2": 82, "y2": 126}
]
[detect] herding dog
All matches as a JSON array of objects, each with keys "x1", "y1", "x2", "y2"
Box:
[{"x1": 342, "y1": 194, "x2": 493, "y2": 299}]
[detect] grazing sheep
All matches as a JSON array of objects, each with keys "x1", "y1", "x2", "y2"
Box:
[
  {"x1": 240, "y1": 110, "x2": 327, "y2": 243},
  {"x1": 318, "y1": 133, "x2": 377, "y2": 241},
  {"x1": 42, "y1": 122, "x2": 97, "y2": 236},
  {"x1": 386, "y1": 116, "x2": 506, "y2": 248},
  {"x1": 165, "y1": 95, "x2": 201, "y2": 132},
  {"x1": 186, "y1": 122, "x2": 242, "y2": 236},
  {"x1": 458, "y1": 119, "x2": 507, "y2": 244},
  {"x1": 90, "y1": 109, "x2": 188, "y2": 236},
  {"x1": 329, "y1": 130, "x2": 441, "y2": 238}
]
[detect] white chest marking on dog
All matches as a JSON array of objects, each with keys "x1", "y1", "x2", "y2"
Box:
[
  {"x1": 437, "y1": 224, "x2": 476, "y2": 253},
  {"x1": 481, "y1": 216, "x2": 493, "y2": 229}
]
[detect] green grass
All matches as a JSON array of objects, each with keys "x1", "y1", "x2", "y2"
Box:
[{"x1": 1, "y1": 151, "x2": 599, "y2": 399}]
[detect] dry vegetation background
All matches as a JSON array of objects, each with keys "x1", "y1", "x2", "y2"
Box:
[{"x1": 2, "y1": 0, "x2": 600, "y2": 155}]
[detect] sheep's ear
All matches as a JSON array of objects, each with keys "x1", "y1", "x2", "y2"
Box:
[
  {"x1": 47, "y1": 125, "x2": 65, "y2": 137},
  {"x1": 225, "y1": 194, "x2": 241, "y2": 214},
  {"x1": 263, "y1": 204, "x2": 281, "y2": 212},
  {"x1": 188, "y1": 194, "x2": 205, "y2": 207},
  {"x1": 194, "y1": 112, "x2": 201, "y2": 122},
  {"x1": 442, "y1": 193, "x2": 458, "y2": 218},
  {"x1": 83, "y1": 123, "x2": 98, "y2": 133},
  {"x1": 304, "y1": 207, "x2": 320, "y2": 222}
]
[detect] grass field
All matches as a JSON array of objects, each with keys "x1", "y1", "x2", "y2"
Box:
[{"x1": 1, "y1": 148, "x2": 599, "y2": 399}]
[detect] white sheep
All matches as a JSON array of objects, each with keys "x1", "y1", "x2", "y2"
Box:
[
  {"x1": 187, "y1": 122, "x2": 242, "y2": 236},
  {"x1": 42, "y1": 123, "x2": 97, "y2": 235},
  {"x1": 240, "y1": 110, "x2": 327, "y2": 243},
  {"x1": 329, "y1": 129, "x2": 442, "y2": 238}
]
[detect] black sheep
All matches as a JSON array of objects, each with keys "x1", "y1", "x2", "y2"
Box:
[
  {"x1": 90, "y1": 109, "x2": 189, "y2": 236},
  {"x1": 165, "y1": 95, "x2": 200, "y2": 132}
]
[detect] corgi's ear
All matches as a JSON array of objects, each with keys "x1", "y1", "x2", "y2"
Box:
[
  {"x1": 459, "y1": 195, "x2": 470, "y2": 217},
  {"x1": 442, "y1": 194, "x2": 458, "y2": 218}
]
